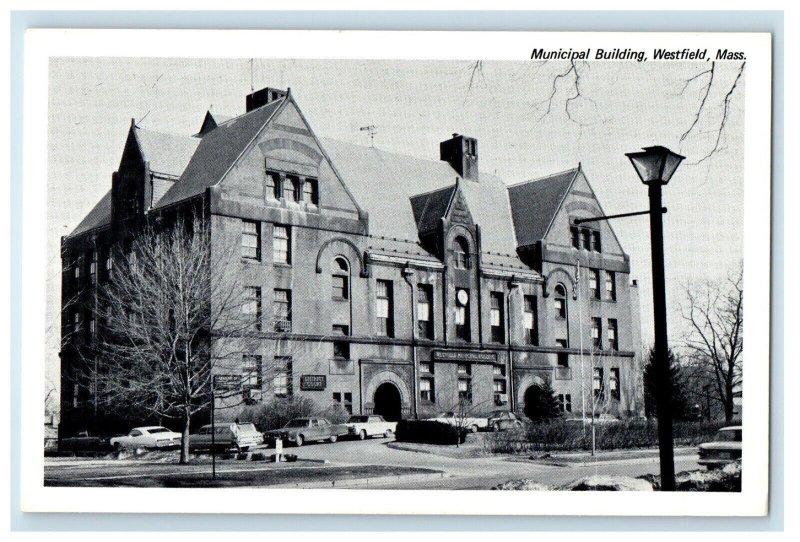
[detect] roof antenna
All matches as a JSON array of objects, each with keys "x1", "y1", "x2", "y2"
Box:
[{"x1": 359, "y1": 125, "x2": 377, "y2": 147}]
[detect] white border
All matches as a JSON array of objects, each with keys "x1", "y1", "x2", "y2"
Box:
[{"x1": 20, "y1": 29, "x2": 771, "y2": 516}]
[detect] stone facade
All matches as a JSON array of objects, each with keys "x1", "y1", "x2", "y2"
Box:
[{"x1": 59, "y1": 86, "x2": 644, "y2": 435}]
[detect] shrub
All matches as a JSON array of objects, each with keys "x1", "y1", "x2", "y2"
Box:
[
  {"x1": 486, "y1": 419, "x2": 726, "y2": 454},
  {"x1": 237, "y1": 396, "x2": 317, "y2": 432},
  {"x1": 395, "y1": 420, "x2": 466, "y2": 445},
  {"x1": 318, "y1": 402, "x2": 350, "y2": 425}
]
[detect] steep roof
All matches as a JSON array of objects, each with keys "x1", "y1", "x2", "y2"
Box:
[
  {"x1": 69, "y1": 190, "x2": 112, "y2": 236},
  {"x1": 154, "y1": 99, "x2": 284, "y2": 208},
  {"x1": 134, "y1": 127, "x2": 200, "y2": 177},
  {"x1": 410, "y1": 185, "x2": 457, "y2": 235},
  {"x1": 320, "y1": 138, "x2": 521, "y2": 258},
  {"x1": 507, "y1": 168, "x2": 579, "y2": 248}
]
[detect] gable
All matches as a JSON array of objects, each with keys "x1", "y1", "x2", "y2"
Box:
[
  {"x1": 508, "y1": 168, "x2": 578, "y2": 248},
  {"x1": 217, "y1": 99, "x2": 362, "y2": 218},
  {"x1": 546, "y1": 169, "x2": 626, "y2": 256}
]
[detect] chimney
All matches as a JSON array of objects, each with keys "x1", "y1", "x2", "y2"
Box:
[
  {"x1": 245, "y1": 86, "x2": 287, "y2": 112},
  {"x1": 440, "y1": 133, "x2": 478, "y2": 181}
]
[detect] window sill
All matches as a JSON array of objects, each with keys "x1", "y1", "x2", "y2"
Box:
[
  {"x1": 332, "y1": 297, "x2": 349, "y2": 302},
  {"x1": 273, "y1": 262, "x2": 292, "y2": 269}
]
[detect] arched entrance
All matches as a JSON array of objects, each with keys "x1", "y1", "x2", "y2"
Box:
[
  {"x1": 373, "y1": 382, "x2": 402, "y2": 422},
  {"x1": 523, "y1": 385, "x2": 546, "y2": 421}
]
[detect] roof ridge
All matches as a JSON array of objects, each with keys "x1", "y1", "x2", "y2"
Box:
[
  {"x1": 506, "y1": 166, "x2": 580, "y2": 189},
  {"x1": 409, "y1": 183, "x2": 458, "y2": 200},
  {"x1": 134, "y1": 125, "x2": 197, "y2": 140}
]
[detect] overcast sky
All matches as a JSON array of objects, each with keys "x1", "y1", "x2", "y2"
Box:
[{"x1": 46, "y1": 57, "x2": 745, "y2": 390}]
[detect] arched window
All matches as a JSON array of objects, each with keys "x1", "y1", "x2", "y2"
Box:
[
  {"x1": 554, "y1": 284, "x2": 567, "y2": 319},
  {"x1": 453, "y1": 236, "x2": 471, "y2": 269},
  {"x1": 332, "y1": 257, "x2": 350, "y2": 300}
]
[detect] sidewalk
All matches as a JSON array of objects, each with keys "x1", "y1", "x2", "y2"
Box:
[{"x1": 516, "y1": 446, "x2": 697, "y2": 467}]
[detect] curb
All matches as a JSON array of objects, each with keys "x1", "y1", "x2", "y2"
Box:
[{"x1": 269, "y1": 471, "x2": 447, "y2": 489}]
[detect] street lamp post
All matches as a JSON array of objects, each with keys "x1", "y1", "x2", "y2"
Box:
[{"x1": 625, "y1": 145, "x2": 685, "y2": 491}]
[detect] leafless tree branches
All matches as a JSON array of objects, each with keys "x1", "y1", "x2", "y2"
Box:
[{"x1": 680, "y1": 264, "x2": 743, "y2": 422}]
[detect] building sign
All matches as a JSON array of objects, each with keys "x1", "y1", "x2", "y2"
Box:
[
  {"x1": 432, "y1": 350, "x2": 497, "y2": 363},
  {"x1": 300, "y1": 374, "x2": 327, "y2": 391},
  {"x1": 212, "y1": 374, "x2": 240, "y2": 391}
]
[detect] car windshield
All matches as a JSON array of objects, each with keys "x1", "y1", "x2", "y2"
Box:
[
  {"x1": 238, "y1": 423, "x2": 257, "y2": 432},
  {"x1": 491, "y1": 411, "x2": 507, "y2": 417},
  {"x1": 717, "y1": 429, "x2": 742, "y2": 442},
  {"x1": 148, "y1": 428, "x2": 171, "y2": 434},
  {"x1": 348, "y1": 416, "x2": 369, "y2": 423},
  {"x1": 285, "y1": 419, "x2": 308, "y2": 428}
]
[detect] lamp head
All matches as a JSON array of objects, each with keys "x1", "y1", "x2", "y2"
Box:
[{"x1": 625, "y1": 145, "x2": 685, "y2": 185}]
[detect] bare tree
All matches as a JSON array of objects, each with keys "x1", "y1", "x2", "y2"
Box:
[
  {"x1": 84, "y1": 217, "x2": 258, "y2": 463},
  {"x1": 681, "y1": 265, "x2": 743, "y2": 422}
]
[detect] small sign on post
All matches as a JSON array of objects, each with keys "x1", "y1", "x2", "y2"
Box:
[
  {"x1": 275, "y1": 438, "x2": 283, "y2": 462},
  {"x1": 210, "y1": 374, "x2": 241, "y2": 481}
]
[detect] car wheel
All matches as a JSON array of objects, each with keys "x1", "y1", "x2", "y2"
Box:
[
  {"x1": 384, "y1": 429, "x2": 393, "y2": 438},
  {"x1": 113, "y1": 442, "x2": 123, "y2": 451},
  {"x1": 493, "y1": 423, "x2": 501, "y2": 432},
  {"x1": 329, "y1": 435, "x2": 338, "y2": 443},
  {"x1": 295, "y1": 435, "x2": 304, "y2": 447},
  {"x1": 359, "y1": 430, "x2": 367, "y2": 440},
  {"x1": 470, "y1": 425, "x2": 479, "y2": 433}
]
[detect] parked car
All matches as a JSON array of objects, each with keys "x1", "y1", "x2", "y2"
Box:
[
  {"x1": 424, "y1": 412, "x2": 489, "y2": 433},
  {"x1": 698, "y1": 426, "x2": 742, "y2": 469},
  {"x1": 189, "y1": 422, "x2": 264, "y2": 452},
  {"x1": 346, "y1": 415, "x2": 397, "y2": 439},
  {"x1": 487, "y1": 411, "x2": 524, "y2": 432},
  {"x1": 59, "y1": 430, "x2": 114, "y2": 453},
  {"x1": 263, "y1": 417, "x2": 348, "y2": 447},
  {"x1": 109, "y1": 426, "x2": 182, "y2": 450}
]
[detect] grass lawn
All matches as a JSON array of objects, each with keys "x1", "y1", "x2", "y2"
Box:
[{"x1": 46, "y1": 464, "x2": 440, "y2": 488}]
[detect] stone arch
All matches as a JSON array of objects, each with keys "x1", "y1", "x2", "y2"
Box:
[
  {"x1": 364, "y1": 369, "x2": 410, "y2": 413},
  {"x1": 542, "y1": 267, "x2": 576, "y2": 298},
  {"x1": 315, "y1": 237, "x2": 368, "y2": 277}
]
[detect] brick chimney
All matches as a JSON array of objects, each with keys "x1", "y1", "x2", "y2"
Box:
[
  {"x1": 440, "y1": 133, "x2": 478, "y2": 181},
  {"x1": 245, "y1": 87, "x2": 287, "y2": 112}
]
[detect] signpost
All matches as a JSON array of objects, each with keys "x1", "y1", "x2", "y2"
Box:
[{"x1": 210, "y1": 374, "x2": 240, "y2": 481}]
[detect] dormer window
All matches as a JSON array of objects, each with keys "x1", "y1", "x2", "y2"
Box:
[
  {"x1": 453, "y1": 236, "x2": 471, "y2": 269},
  {"x1": 303, "y1": 178, "x2": 319, "y2": 205},
  {"x1": 283, "y1": 175, "x2": 300, "y2": 202}
]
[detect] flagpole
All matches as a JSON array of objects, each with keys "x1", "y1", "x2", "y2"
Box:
[{"x1": 577, "y1": 257, "x2": 587, "y2": 435}]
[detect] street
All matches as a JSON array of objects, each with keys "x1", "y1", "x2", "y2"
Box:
[{"x1": 45, "y1": 436, "x2": 702, "y2": 490}]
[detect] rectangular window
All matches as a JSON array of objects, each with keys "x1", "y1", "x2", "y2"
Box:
[
  {"x1": 556, "y1": 338, "x2": 569, "y2": 367},
  {"x1": 581, "y1": 229, "x2": 592, "y2": 250},
  {"x1": 417, "y1": 284, "x2": 434, "y2": 339},
  {"x1": 283, "y1": 175, "x2": 300, "y2": 202},
  {"x1": 333, "y1": 392, "x2": 353, "y2": 414},
  {"x1": 493, "y1": 379, "x2": 507, "y2": 405},
  {"x1": 89, "y1": 251, "x2": 97, "y2": 284},
  {"x1": 74, "y1": 257, "x2": 82, "y2": 280},
  {"x1": 332, "y1": 275, "x2": 348, "y2": 300},
  {"x1": 303, "y1": 178, "x2": 319, "y2": 205},
  {"x1": 610, "y1": 368, "x2": 620, "y2": 401},
  {"x1": 457, "y1": 363, "x2": 471, "y2": 376},
  {"x1": 458, "y1": 378, "x2": 472, "y2": 403},
  {"x1": 608, "y1": 319, "x2": 619, "y2": 350},
  {"x1": 88, "y1": 314, "x2": 96, "y2": 339},
  {"x1": 420, "y1": 362, "x2": 434, "y2": 374},
  {"x1": 273, "y1": 289, "x2": 291, "y2": 332},
  {"x1": 105, "y1": 253, "x2": 113, "y2": 281},
  {"x1": 592, "y1": 230, "x2": 602, "y2": 252},
  {"x1": 273, "y1": 357, "x2": 292, "y2": 397},
  {"x1": 493, "y1": 364, "x2": 506, "y2": 377},
  {"x1": 272, "y1": 225, "x2": 290, "y2": 264},
  {"x1": 242, "y1": 355, "x2": 263, "y2": 404},
  {"x1": 593, "y1": 367, "x2": 604, "y2": 397},
  {"x1": 558, "y1": 394, "x2": 573, "y2": 413},
  {"x1": 241, "y1": 220, "x2": 261, "y2": 260},
  {"x1": 242, "y1": 286, "x2": 262, "y2": 331},
  {"x1": 605, "y1": 271, "x2": 616, "y2": 301},
  {"x1": 376, "y1": 279, "x2": 394, "y2": 337},
  {"x1": 589, "y1": 269, "x2": 600, "y2": 299},
  {"x1": 591, "y1": 317, "x2": 602, "y2": 349},
  {"x1": 570, "y1": 226, "x2": 580, "y2": 249},
  {"x1": 523, "y1": 295, "x2": 538, "y2": 345},
  {"x1": 455, "y1": 288, "x2": 470, "y2": 342},
  {"x1": 333, "y1": 339, "x2": 350, "y2": 360},
  {"x1": 420, "y1": 377, "x2": 435, "y2": 402},
  {"x1": 72, "y1": 383, "x2": 79, "y2": 408},
  {"x1": 332, "y1": 324, "x2": 350, "y2": 336},
  {"x1": 554, "y1": 297, "x2": 566, "y2": 319},
  {"x1": 72, "y1": 311, "x2": 81, "y2": 334},
  {"x1": 265, "y1": 170, "x2": 280, "y2": 199},
  {"x1": 490, "y1": 292, "x2": 505, "y2": 343}
]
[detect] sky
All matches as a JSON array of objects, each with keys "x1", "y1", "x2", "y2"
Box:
[{"x1": 46, "y1": 57, "x2": 745, "y2": 396}]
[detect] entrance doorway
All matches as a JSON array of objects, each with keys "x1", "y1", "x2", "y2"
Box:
[
  {"x1": 523, "y1": 384, "x2": 545, "y2": 421},
  {"x1": 373, "y1": 382, "x2": 402, "y2": 422}
]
